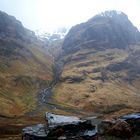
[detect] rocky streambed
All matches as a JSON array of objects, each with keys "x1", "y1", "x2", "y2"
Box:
[{"x1": 22, "y1": 113, "x2": 140, "y2": 140}]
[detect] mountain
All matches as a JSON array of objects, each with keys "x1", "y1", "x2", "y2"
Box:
[
  {"x1": 53, "y1": 10, "x2": 140, "y2": 115},
  {"x1": 0, "y1": 11, "x2": 53, "y2": 117},
  {"x1": 63, "y1": 10, "x2": 140, "y2": 53}
]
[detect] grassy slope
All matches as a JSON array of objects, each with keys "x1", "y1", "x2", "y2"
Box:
[
  {"x1": 0, "y1": 41, "x2": 53, "y2": 117},
  {"x1": 54, "y1": 45, "x2": 140, "y2": 116}
]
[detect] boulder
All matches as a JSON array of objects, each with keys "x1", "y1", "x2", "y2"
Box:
[
  {"x1": 98, "y1": 113, "x2": 140, "y2": 138},
  {"x1": 98, "y1": 119, "x2": 115, "y2": 135},
  {"x1": 98, "y1": 119, "x2": 132, "y2": 138},
  {"x1": 120, "y1": 113, "x2": 140, "y2": 135},
  {"x1": 47, "y1": 121, "x2": 97, "y2": 139},
  {"x1": 22, "y1": 113, "x2": 97, "y2": 140},
  {"x1": 22, "y1": 113, "x2": 140, "y2": 139},
  {"x1": 45, "y1": 112, "x2": 83, "y2": 126},
  {"x1": 106, "y1": 120, "x2": 132, "y2": 138}
]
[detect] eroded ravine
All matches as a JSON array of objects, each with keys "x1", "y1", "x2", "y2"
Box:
[{"x1": 27, "y1": 59, "x2": 84, "y2": 116}]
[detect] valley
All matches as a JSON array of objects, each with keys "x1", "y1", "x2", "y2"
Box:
[
  {"x1": 0, "y1": 12, "x2": 53, "y2": 117},
  {"x1": 0, "y1": 10, "x2": 140, "y2": 139}
]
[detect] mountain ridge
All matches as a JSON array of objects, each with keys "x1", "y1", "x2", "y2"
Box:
[
  {"x1": 0, "y1": 10, "x2": 53, "y2": 117},
  {"x1": 0, "y1": 10, "x2": 140, "y2": 139},
  {"x1": 62, "y1": 10, "x2": 140, "y2": 54},
  {"x1": 54, "y1": 10, "x2": 140, "y2": 115}
]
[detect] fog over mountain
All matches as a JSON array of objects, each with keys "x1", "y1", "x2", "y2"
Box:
[
  {"x1": 0, "y1": 0, "x2": 140, "y2": 31},
  {"x1": 0, "y1": 2, "x2": 140, "y2": 139}
]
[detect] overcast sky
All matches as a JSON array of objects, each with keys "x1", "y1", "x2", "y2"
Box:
[{"x1": 0, "y1": 0, "x2": 140, "y2": 31}]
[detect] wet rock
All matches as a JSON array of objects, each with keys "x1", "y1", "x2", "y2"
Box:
[
  {"x1": 98, "y1": 119, "x2": 115, "y2": 135},
  {"x1": 98, "y1": 119, "x2": 132, "y2": 138},
  {"x1": 120, "y1": 113, "x2": 140, "y2": 120},
  {"x1": 22, "y1": 113, "x2": 97, "y2": 140},
  {"x1": 22, "y1": 124, "x2": 48, "y2": 140},
  {"x1": 22, "y1": 113, "x2": 140, "y2": 140},
  {"x1": 45, "y1": 112, "x2": 83, "y2": 126},
  {"x1": 47, "y1": 121, "x2": 97, "y2": 139},
  {"x1": 120, "y1": 113, "x2": 140, "y2": 135},
  {"x1": 106, "y1": 120, "x2": 132, "y2": 138},
  {"x1": 98, "y1": 113, "x2": 140, "y2": 138},
  {"x1": 22, "y1": 122, "x2": 97, "y2": 140}
]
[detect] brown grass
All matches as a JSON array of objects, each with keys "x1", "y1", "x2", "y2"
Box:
[
  {"x1": 0, "y1": 42, "x2": 53, "y2": 117},
  {"x1": 54, "y1": 47, "x2": 140, "y2": 116}
]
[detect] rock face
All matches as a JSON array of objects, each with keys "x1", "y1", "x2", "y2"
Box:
[{"x1": 62, "y1": 10, "x2": 140, "y2": 53}]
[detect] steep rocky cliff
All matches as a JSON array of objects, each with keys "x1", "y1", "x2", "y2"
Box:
[
  {"x1": 63, "y1": 10, "x2": 140, "y2": 53},
  {"x1": 54, "y1": 11, "x2": 140, "y2": 115}
]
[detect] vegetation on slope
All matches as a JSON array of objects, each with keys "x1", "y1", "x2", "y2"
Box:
[
  {"x1": 0, "y1": 11, "x2": 53, "y2": 117},
  {"x1": 54, "y1": 46, "x2": 140, "y2": 115},
  {"x1": 53, "y1": 11, "x2": 140, "y2": 116}
]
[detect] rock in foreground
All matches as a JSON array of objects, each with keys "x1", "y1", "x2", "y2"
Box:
[
  {"x1": 22, "y1": 113, "x2": 97, "y2": 140},
  {"x1": 22, "y1": 113, "x2": 140, "y2": 140},
  {"x1": 45, "y1": 112, "x2": 84, "y2": 126},
  {"x1": 98, "y1": 113, "x2": 140, "y2": 138}
]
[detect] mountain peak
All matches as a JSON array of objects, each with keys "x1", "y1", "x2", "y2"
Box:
[
  {"x1": 98, "y1": 10, "x2": 125, "y2": 17},
  {"x1": 63, "y1": 10, "x2": 140, "y2": 53},
  {"x1": 88, "y1": 10, "x2": 128, "y2": 23}
]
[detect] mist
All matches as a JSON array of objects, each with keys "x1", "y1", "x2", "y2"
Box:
[{"x1": 0, "y1": 0, "x2": 140, "y2": 31}]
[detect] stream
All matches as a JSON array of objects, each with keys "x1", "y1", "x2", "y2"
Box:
[{"x1": 28, "y1": 60, "x2": 84, "y2": 116}]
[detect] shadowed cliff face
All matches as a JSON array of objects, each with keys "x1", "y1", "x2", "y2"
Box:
[
  {"x1": 54, "y1": 11, "x2": 140, "y2": 115},
  {"x1": 0, "y1": 11, "x2": 53, "y2": 117},
  {"x1": 62, "y1": 10, "x2": 140, "y2": 54}
]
